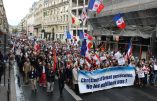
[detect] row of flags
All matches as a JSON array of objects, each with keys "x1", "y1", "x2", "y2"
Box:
[
  {"x1": 71, "y1": 11, "x2": 126, "y2": 29},
  {"x1": 66, "y1": 0, "x2": 126, "y2": 66},
  {"x1": 65, "y1": 30, "x2": 94, "y2": 40},
  {"x1": 71, "y1": 10, "x2": 126, "y2": 29}
]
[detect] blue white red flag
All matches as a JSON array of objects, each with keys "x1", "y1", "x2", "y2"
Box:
[
  {"x1": 88, "y1": 0, "x2": 101, "y2": 11},
  {"x1": 88, "y1": 0, "x2": 104, "y2": 14},
  {"x1": 79, "y1": 30, "x2": 84, "y2": 39},
  {"x1": 80, "y1": 39, "x2": 87, "y2": 56},
  {"x1": 81, "y1": 7, "x2": 87, "y2": 26},
  {"x1": 113, "y1": 13, "x2": 126, "y2": 29},
  {"x1": 125, "y1": 40, "x2": 132, "y2": 61},
  {"x1": 66, "y1": 31, "x2": 73, "y2": 39}
]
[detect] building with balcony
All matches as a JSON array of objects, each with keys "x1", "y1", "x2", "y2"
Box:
[
  {"x1": 70, "y1": 0, "x2": 89, "y2": 39},
  {"x1": 33, "y1": 0, "x2": 43, "y2": 38},
  {"x1": 0, "y1": 0, "x2": 8, "y2": 34},
  {"x1": 20, "y1": 16, "x2": 27, "y2": 34},
  {"x1": 0, "y1": 0, "x2": 9, "y2": 53},
  {"x1": 27, "y1": 8, "x2": 35, "y2": 36},
  {"x1": 88, "y1": 0, "x2": 157, "y2": 58},
  {"x1": 43, "y1": 0, "x2": 69, "y2": 41}
]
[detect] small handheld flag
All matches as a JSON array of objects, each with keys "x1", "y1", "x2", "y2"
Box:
[{"x1": 125, "y1": 40, "x2": 132, "y2": 61}]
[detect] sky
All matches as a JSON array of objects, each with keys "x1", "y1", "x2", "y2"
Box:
[{"x1": 3, "y1": 0, "x2": 38, "y2": 26}]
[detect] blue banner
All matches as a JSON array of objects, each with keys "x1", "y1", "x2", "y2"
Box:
[{"x1": 78, "y1": 66, "x2": 136, "y2": 93}]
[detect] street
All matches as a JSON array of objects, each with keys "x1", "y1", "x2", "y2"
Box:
[
  {"x1": 22, "y1": 81, "x2": 75, "y2": 101},
  {"x1": 20, "y1": 81, "x2": 157, "y2": 101},
  {"x1": 80, "y1": 86, "x2": 157, "y2": 101}
]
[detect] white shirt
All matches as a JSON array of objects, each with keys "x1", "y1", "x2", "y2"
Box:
[
  {"x1": 154, "y1": 64, "x2": 157, "y2": 70},
  {"x1": 42, "y1": 66, "x2": 45, "y2": 73}
]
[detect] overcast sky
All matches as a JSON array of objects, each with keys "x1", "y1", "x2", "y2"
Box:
[{"x1": 3, "y1": 0, "x2": 38, "y2": 26}]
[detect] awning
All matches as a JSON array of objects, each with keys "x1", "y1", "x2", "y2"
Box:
[{"x1": 89, "y1": 8, "x2": 157, "y2": 38}]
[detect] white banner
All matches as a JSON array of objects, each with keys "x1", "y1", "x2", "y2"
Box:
[{"x1": 78, "y1": 66, "x2": 135, "y2": 94}]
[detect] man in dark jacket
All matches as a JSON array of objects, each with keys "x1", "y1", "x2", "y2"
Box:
[
  {"x1": 28, "y1": 66, "x2": 38, "y2": 92},
  {"x1": 46, "y1": 63, "x2": 55, "y2": 95},
  {"x1": 58, "y1": 67, "x2": 66, "y2": 97}
]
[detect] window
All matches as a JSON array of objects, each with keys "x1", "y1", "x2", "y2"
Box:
[{"x1": 60, "y1": 34, "x2": 62, "y2": 39}]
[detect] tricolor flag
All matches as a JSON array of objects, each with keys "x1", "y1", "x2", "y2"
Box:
[
  {"x1": 88, "y1": 0, "x2": 104, "y2": 14},
  {"x1": 84, "y1": 32, "x2": 89, "y2": 39},
  {"x1": 87, "y1": 40, "x2": 93, "y2": 51},
  {"x1": 84, "y1": 32, "x2": 94, "y2": 41},
  {"x1": 79, "y1": 30, "x2": 84, "y2": 39},
  {"x1": 125, "y1": 40, "x2": 132, "y2": 61},
  {"x1": 80, "y1": 39, "x2": 87, "y2": 56},
  {"x1": 66, "y1": 30, "x2": 73, "y2": 39},
  {"x1": 34, "y1": 41, "x2": 40, "y2": 52},
  {"x1": 113, "y1": 13, "x2": 126, "y2": 29},
  {"x1": 80, "y1": 7, "x2": 87, "y2": 26},
  {"x1": 70, "y1": 12, "x2": 82, "y2": 26},
  {"x1": 93, "y1": 53, "x2": 101, "y2": 65}
]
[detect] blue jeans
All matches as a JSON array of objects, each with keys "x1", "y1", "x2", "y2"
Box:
[{"x1": 153, "y1": 74, "x2": 157, "y2": 85}]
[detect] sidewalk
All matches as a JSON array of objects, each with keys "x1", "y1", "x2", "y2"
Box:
[
  {"x1": 0, "y1": 85, "x2": 7, "y2": 101},
  {"x1": 0, "y1": 62, "x2": 9, "y2": 101},
  {"x1": 0, "y1": 62, "x2": 17, "y2": 101}
]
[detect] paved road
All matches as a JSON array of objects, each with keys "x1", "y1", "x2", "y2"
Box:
[
  {"x1": 80, "y1": 86, "x2": 157, "y2": 101},
  {"x1": 22, "y1": 81, "x2": 75, "y2": 101}
]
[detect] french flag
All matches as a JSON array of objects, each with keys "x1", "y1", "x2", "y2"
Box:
[
  {"x1": 88, "y1": 0, "x2": 104, "y2": 14},
  {"x1": 66, "y1": 31, "x2": 73, "y2": 39},
  {"x1": 84, "y1": 32, "x2": 94, "y2": 41},
  {"x1": 93, "y1": 53, "x2": 101, "y2": 65},
  {"x1": 113, "y1": 13, "x2": 126, "y2": 29},
  {"x1": 125, "y1": 40, "x2": 132, "y2": 61}
]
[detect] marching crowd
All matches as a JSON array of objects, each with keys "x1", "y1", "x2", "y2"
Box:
[{"x1": 6, "y1": 34, "x2": 157, "y2": 96}]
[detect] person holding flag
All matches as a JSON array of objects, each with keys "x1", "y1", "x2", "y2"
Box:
[{"x1": 124, "y1": 40, "x2": 133, "y2": 63}]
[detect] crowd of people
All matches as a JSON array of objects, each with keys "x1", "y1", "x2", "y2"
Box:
[{"x1": 7, "y1": 34, "x2": 157, "y2": 96}]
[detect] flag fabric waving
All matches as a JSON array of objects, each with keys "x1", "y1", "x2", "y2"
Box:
[
  {"x1": 79, "y1": 30, "x2": 84, "y2": 39},
  {"x1": 113, "y1": 13, "x2": 126, "y2": 29},
  {"x1": 125, "y1": 40, "x2": 132, "y2": 61},
  {"x1": 53, "y1": 48, "x2": 57, "y2": 72},
  {"x1": 96, "y1": 3, "x2": 104, "y2": 14},
  {"x1": 88, "y1": 0, "x2": 104, "y2": 14},
  {"x1": 93, "y1": 53, "x2": 101, "y2": 65},
  {"x1": 80, "y1": 39, "x2": 87, "y2": 56},
  {"x1": 70, "y1": 12, "x2": 82, "y2": 26},
  {"x1": 66, "y1": 30, "x2": 73, "y2": 39},
  {"x1": 80, "y1": 7, "x2": 87, "y2": 26}
]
